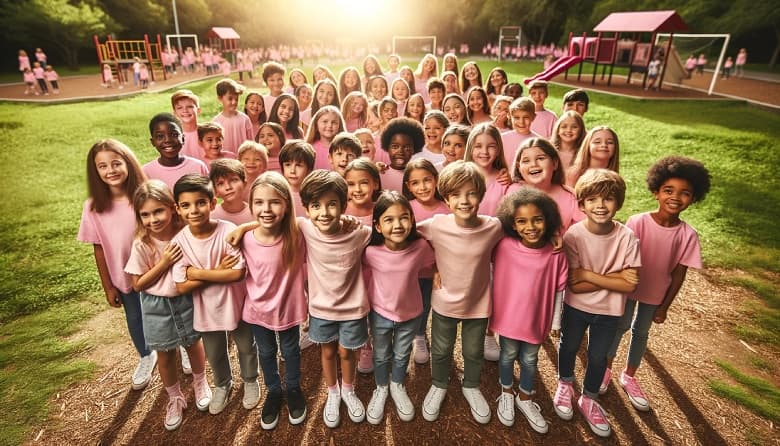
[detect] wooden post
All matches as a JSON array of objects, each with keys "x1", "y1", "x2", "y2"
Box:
[{"x1": 658, "y1": 32, "x2": 673, "y2": 90}]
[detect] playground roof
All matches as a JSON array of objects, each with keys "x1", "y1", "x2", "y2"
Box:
[
  {"x1": 593, "y1": 10, "x2": 688, "y2": 33},
  {"x1": 206, "y1": 27, "x2": 240, "y2": 39}
]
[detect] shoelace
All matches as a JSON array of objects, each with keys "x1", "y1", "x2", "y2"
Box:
[
  {"x1": 343, "y1": 391, "x2": 363, "y2": 412},
  {"x1": 166, "y1": 395, "x2": 187, "y2": 420},
  {"x1": 194, "y1": 379, "x2": 211, "y2": 402},
  {"x1": 622, "y1": 376, "x2": 647, "y2": 399},
  {"x1": 555, "y1": 383, "x2": 572, "y2": 404},
  {"x1": 585, "y1": 399, "x2": 608, "y2": 424},
  {"x1": 137, "y1": 355, "x2": 155, "y2": 376},
  {"x1": 326, "y1": 392, "x2": 341, "y2": 414}
]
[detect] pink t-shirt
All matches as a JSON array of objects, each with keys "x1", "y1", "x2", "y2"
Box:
[
  {"x1": 298, "y1": 217, "x2": 372, "y2": 321},
  {"x1": 23, "y1": 72, "x2": 35, "y2": 83},
  {"x1": 241, "y1": 231, "x2": 308, "y2": 330},
  {"x1": 491, "y1": 238, "x2": 568, "y2": 344},
  {"x1": 506, "y1": 183, "x2": 584, "y2": 233},
  {"x1": 44, "y1": 70, "x2": 58, "y2": 82},
  {"x1": 563, "y1": 221, "x2": 641, "y2": 316},
  {"x1": 212, "y1": 203, "x2": 253, "y2": 226},
  {"x1": 142, "y1": 156, "x2": 208, "y2": 191},
  {"x1": 363, "y1": 239, "x2": 436, "y2": 322},
  {"x1": 380, "y1": 167, "x2": 405, "y2": 193},
  {"x1": 212, "y1": 112, "x2": 254, "y2": 153},
  {"x1": 300, "y1": 108, "x2": 312, "y2": 126},
  {"x1": 417, "y1": 214, "x2": 504, "y2": 319},
  {"x1": 264, "y1": 94, "x2": 281, "y2": 116},
  {"x1": 181, "y1": 130, "x2": 203, "y2": 164},
  {"x1": 345, "y1": 117, "x2": 361, "y2": 132},
  {"x1": 372, "y1": 138, "x2": 391, "y2": 164},
  {"x1": 124, "y1": 237, "x2": 179, "y2": 297},
  {"x1": 410, "y1": 199, "x2": 450, "y2": 222},
  {"x1": 77, "y1": 198, "x2": 136, "y2": 293},
  {"x1": 626, "y1": 212, "x2": 702, "y2": 305},
  {"x1": 530, "y1": 109, "x2": 557, "y2": 139},
  {"x1": 501, "y1": 130, "x2": 537, "y2": 167},
  {"x1": 478, "y1": 178, "x2": 508, "y2": 217},
  {"x1": 411, "y1": 147, "x2": 446, "y2": 167},
  {"x1": 312, "y1": 139, "x2": 331, "y2": 171},
  {"x1": 291, "y1": 191, "x2": 307, "y2": 219},
  {"x1": 172, "y1": 220, "x2": 245, "y2": 331}
]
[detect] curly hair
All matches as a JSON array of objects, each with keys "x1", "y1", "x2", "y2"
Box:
[
  {"x1": 646, "y1": 156, "x2": 711, "y2": 202},
  {"x1": 380, "y1": 117, "x2": 425, "y2": 153},
  {"x1": 496, "y1": 186, "x2": 561, "y2": 243}
]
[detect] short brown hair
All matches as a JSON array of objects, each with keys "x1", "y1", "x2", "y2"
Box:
[
  {"x1": 527, "y1": 80, "x2": 549, "y2": 93},
  {"x1": 197, "y1": 122, "x2": 223, "y2": 141},
  {"x1": 279, "y1": 140, "x2": 315, "y2": 171},
  {"x1": 329, "y1": 132, "x2": 362, "y2": 157},
  {"x1": 437, "y1": 160, "x2": 486, "y2": 202},
  {"x1": 215, "y1": 78, "x2": 245, "y2": 97},
  {"x1": 299, "y1": 169, "x2": 348, "y2": 210},
  {"x1": 574, "y1": 168, "x2": 626, "y2": 209},
  {"x1": 509, "y1": 97, "x2": 536, "y2": 115},
  {"x1": 209, "y1": 158, "x2": 246, "y2": 183},
  {"x1": 171, "y1": 89, "x2": 200, "y2": 108}
]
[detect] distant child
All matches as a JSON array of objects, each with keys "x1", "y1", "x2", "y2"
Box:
[
  {"x1": 386, "y1": 54, "x2": 401, "y2": 83},
  {"x1": 306, "y1": 105, "x2": 346, "y2": 170},
  {"x1": 210, "y1": 159, "x2": 253, "y2": 225},
  {"x1": 102, "y1": 63, "x2": 118, "y2": 89},
  {"x1": 460, "y1": 62, "x2": 483, "y2": 94},
  {"x1": 262, "y1": 62, "x2": 286, "y2": 113},
  {"x1": 404, "y1": 93, "x2": 426, "y2": 124},
  {"x1": 414, "y1": 54, "x2": 438, "y2": 103},
  {"x1": 313, "y1": 64, "x2": 337, "y2": 84},
  {"x1": 400, "y1": 66, "x2": 417, "y2": 96},
  {"x1": 501, "y1": 97, "x2": 538, "y2": 170},
  {"x1": 171, "y1": 89, "x2": 203, "y2": 161},
  {"x1": 391, "y1": 78, "x2": 411, "y2": 116},
  {"x1": 22, "y1": 68, "x2": 36, "y2": 95},
  {"x1": 338, "y1": 66, "x2": 362, "y2": 101},
  {"x1": 18, "y1": 49, "x2": 31, "y2": 72},
  {"x1": 198, "y1": 122, "x2": 236, "y2": 165},
  {"x1": 735, "y1": 48, "x2": 747, "y2": 77},
  {"x1": 362, "y1": 55, "x2": 384, "y2": 92},
  {"x1": 426, "y1": 77, "x2": 445, "y2": 110},
  {"x1": 341, "y1": 91, "x2": 370, "y2": 132},
  {"x1": 244, "y1": 92, "x2": 267, "y2": 138},
  {"x1": 345, "y1": 158, "x2": 382, "y2": 227},
  {"x1": 417, "y1": 160, "x2": 504, "y2": 425},
  {"x1": 279, "y1": 139, "x2": 316, "y2": 217},
  {"x1": 442, "y1": 93, "x2": 469, "y2": 125},
  {"x1": 503, "y1": 82, "x2": 523, "y2": 100},
  {"x1": 437, "y1": 124, "x2": 470, "y2": 171},
  {"x1": 143, "y1": 113, "x2": 208, "y2": 191},
  {"x1": 44, "y1": 65, "x2": 60, "y2": 94},
  {"x1": 295, "y1": 84, "x2": 313, "y2": 129},
  {"x1": 171, "y1": 174, "x2": 260, "y2": 415},
  {"x1": 550, "y1": 111, "x2": 586, "y2": 168},
  {"x1": 603, "y1": 157, "x2": 710, "y2": 412},
  {"x1": 268, "y1": 93, "x2": 303, "y2": 139},
  {"x1": 491, "y1": 95, "x2": 512, "y2": 131},
  {"x1": 566, "y1": 126, "x2": 620, "y2": 188},
  {"x1": 256, "y1": 122, "x2": 285, "y2": 172},
  {"x1": 484, "y1": 67, "x2": 508, "y2": 107},
  {"x1": 298, "y1": 170, "x2": 373, "y2": 428},
  {"x1": 721, "y1": 56, "x2": 733, "y2": 79},
  {"x1": 213, "y1": 78, "x2": 254, "y2": 153},
  {"x1": 364, "y1": 191, "x2": 436, "y2": 424},
  {"x1": 125, "y1": 180, "x2": 211, "y2": 431},
  {"x1": 492, "y1": 187, "x2": 567, "y2": 433},
  {"x1": 696, "y1": 53, "x2": 707, "y2": 75},
  {"x1": 237, "y1": 140, "x2": 268, "y2": 199},
  {"x1": 465, "y1": 86, "x2": 491, "y2": 125},
  {"x1": 380, "y1": 117, "x2": 426, "y2": 193},
  {"x1": 684, "y1": 55, "x2": 696, "y2": 78},
  {"x1": 413, "y1": 110, "x2": 448, "y2": 166},
  {"x1": 367, "y1": 75, "x2": 389, "y2": 102},
  {"x1": 328, "y1": 132, "x2": 361, "y2": 177},
  {"x1": 354, "y1": 128, "x2": 377, "y2": 160},
  {"x1": 139, "y1": 63, "x2": 150, "y2": 89},
  {"x1": 562, "y1": 89, "x2": 589, "y2": 116},
  {"x1": 555, "y1": 169, "x2": 640, "y2": 438},
  {"x1": 78, "y1": 140, "x2": 156, "y2": 390},
  {"x1": 646, "y1": 56, "x2": 662, "y2": 90},
  {"x1": 527, "y1": 81, "x2": 557, "y2": 138}
]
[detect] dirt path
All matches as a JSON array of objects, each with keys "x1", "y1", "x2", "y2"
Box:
[{"x1": 23, "y1": 270, "x2": 778, "y2": 445}]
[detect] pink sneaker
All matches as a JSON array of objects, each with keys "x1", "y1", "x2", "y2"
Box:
[
  {"x1": 620, "y1": 371, "x2": 651, "y2": 411},
  {"x1": 599, "y1": 368, "x2": 612, "y2": 395},
  {"x1": 358, "y1": 343, "x2": 374, "y2": 374},
  {"x1": 577, "y1": 395, "x2": 611, "y2": 437},
  {"x1": 552, "y1": 381, "x2": 574, "y2": 420}
]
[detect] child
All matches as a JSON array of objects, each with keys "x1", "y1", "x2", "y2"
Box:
[
  {"x1": 306, "y1": 105, "x2": 346, "y2": 170},
  {"x1": 213, "y1": 78, "x2": 254, "y2": 153},
  {"x1": 244, "y1": 92, "x2": 267, "y2": 138},
  {"x1": 562, "y1": 89, "x2": 589, "y2": 116},
  {"x1": 386, "y1": 54, "x2": 401, "y2": 83},
  {"x1": 338, "y1": 66, "x2": 362, "y2": 101},
  {"x1": 328, "y1": 132, "x2": 361, "y2": 177},
  {"x1": 684, "y1": 54, "x2": 697, "y2": 78},
  {"x1": 22, "y1": 68, "x2": 36, "y2": 95},
  {"x1": 287, "y1": 68, "x2": 308, "y2": 94},
  {"x1": 417, "y1": 161, "x2": 504, "y2": 424},
  {"x1": 404, "y1": 93, "x2": 426, "y2": 124},
  {"x1": 735, "y1": 48, "x2": 747, "y2": 77},
  {"x1": 484, "y1": 67, "x2": 508, "y2": 107},
  {"x1": 399, "y1": 66, "x2": 417, "y2": 95},
  {"x1": 527, "y1": 81, "x2": 557, "y2": 138},
  {"x1": 240, "y1": 172, "x2": 309, "y2": 429},
  {"x1": 391, "y1": 78, "x2": 411, "y2": 116},
  {"x1": 125, "y1": 180, "x2": 211, "y2": 430},
  {"x1": 414, "y1": 54, "x2": 438, "y2": 103},
  {"x1": 442, "y1": 93, "x2": 469, "y2": 125},
  {"x1": 139, "y1": 63, "x2": 150, "y2": 88},
  {"x1": 437, "y1": 124, "x2": 470, "y2": 171},
  {"x1": 171, "y1": 174, "x2": 260, "y2": 415},
  {"x1": 721, "y1": 56, "x2": 733, "y2": 79},
  {"x1": 210, "y1": 159, "x2": 253, "y2": 225},
  {"x1": 413, "y1": 110, "x2": 448, "y2": 166},
  {"x1": 298, "y1": 170, "x2": 373, "y2": 428},
  {"x1": 171, "y1": 90, "x2": 203, "y2": 161},
  {"x1": 696, "y1": 53, "x2": 707, "y2": 75},
  {"x1": 362, "y1": 55, "x2": 384, "y2": 91},
  {"x1": 426, "y1": 78, "x2": 445, "y2": 110},
  {"x1": 256, "y1": 122, "x2": 285, "y2": 172},
  {"x1": 566, "y1": 126, "x2": 620, "y2": 188},
  {"x1": 465, "y1": 86, "x2": 491, "y2": 125},
  {"x1": 460, "y1": 62, "x2": 483, "y2": 94},
  {"x1": 503, "y1": 82, "x2": 523, "y2": 100},
  {"x1": 376, "y1": 97, "x2": 399, "y2": 138},
  {"x1": 296, "y1": 84, "x2": 314, "y2": 129},
  {"x1": 492, "y1": 187, "x2": 567, "y2": 433},
  {"x1": 556, "y1": 169, "x2": 640, "y2": 438},
  {"x1": 143, "y1": 113, "x2": 209, "y2": 191},
  {"x1": 354, "y1": 128, "x2": 377, "y2": 160},
  {"x1": 491, "y1": 95, "x2": 512, "y2": 131},
  {"x1": 603, "y1": 156, "x2": 710, "y2": 412},
  {"x1": 77, "y1": 140, "x2": 156, "y2": 390},
  {"x1": 198, "y1": 122, "x2": 236, "y2": 165},
  {"x1": 18, "y1": 49, "x2": 31, "y2": 72},
  {"x1": 262, "y1": 62, "x2": 286, "y2": 113},
  {"x1": 102, "y1": 63, "x2": 118, "y2": 89},
  {"x1": 465, "y1": 123, "x2": 509, "y2": 217},
  {"x1": 550, "y1": 110, "x2": 586, "y2": 168},
  {"x1": 44, "y1": 65, "x2": 60, "y2": 94},
  {"x1": 501, "y1": 97, "x2": 539, "y2": 168},
  {"x1": 313, "y1": 64, "x2": 337, "y2": 84},
  {"x1": 345, "y1": 158, "x2": 382, "y2": 227},
  {"x1": 647, "y1": 56, "x2": 662, "y2": 90},
  {"x1": 380, "y1": 117, "x2": 425, "y2": 193},
  {"x1": 441, "y1": 71, "x2": 460, "y2": 95},
  {"x1": 238, "y1": 141, "x2": 268, "y2": 199},
  {"x1": 310, "y1": 79, "x2": 341, "y2": 119},
  {"x1": 364, "y1": 191, "x2": 436, "y2": 424},
  {"x1": 442, "y1": 53, "x2": 459, "y2": 77},
  {"x1": 367, "y1": 75, "x2": 389, "y2": 102},
  {"x1": 268, "y1": 93, "x2": 303, "y2": 139},
  {"x1": 341, "y1": 91, "x2": 370, "y2": 132},
  {"x1": 280, "y1": 139, "x2": 316, "y2": 217}
]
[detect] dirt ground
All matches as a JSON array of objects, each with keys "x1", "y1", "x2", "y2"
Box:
[{"x1": 23, "y1": 270, "x2": 779, "y2": 445}]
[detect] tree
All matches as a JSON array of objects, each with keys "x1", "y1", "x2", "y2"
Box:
[{"x1": 714, "y1": 0, "x2": 779, "y2": 68}]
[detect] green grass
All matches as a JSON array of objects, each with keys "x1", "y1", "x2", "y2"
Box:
[
  {"x1": 0, "y1": 58, "x2": 778, "y2": 443},
  {"x1": 709, "y1": 360, "x2": 780, "y2": 423}
]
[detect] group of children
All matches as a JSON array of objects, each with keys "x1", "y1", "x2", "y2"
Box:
[
  {"x1": 78, "y1": 55, "x2": 712, "y2": 438},
  {"x1": 19, "y1": 49, "x2": 59, "y2": 95}
]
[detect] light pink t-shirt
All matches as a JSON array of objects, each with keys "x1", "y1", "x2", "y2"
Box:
[
  {"x1": 212, "y1": 112, "x2": 254, "y2": 153},
  {"x1": 77, "y1": 198, "x2": 136, "y2": 293},
  {"x1": 241, "y1": 231, "x2": 308, "y2": 330},
  {"x1": 172, "y1": 220, "x2": 245, "y2": 331},
  {"x1": 312, "y1": 139, "x2": 331, "y2": 171},
  {"x1": 417, "y1": 214, "x2": 504, "y2": 319},
  {"x1": 44, "y1": 70, "x2": 58, "y2": 82},
  {"x1": 181, "y1": 130, "x2": 203, "y2": 164},
  {"x1": 212, "y1": 203, "x2": 254, "y2": 226},
  {"x1": 411, "y1": 147, "x2": 446, "y2": 167},
  {"x1": 124, "y1": 237, "x2": 179, "y2": 297},
  {"x1": 263, "y1": 94, "x2": 281, "y2": 116},
  {"x1": 501, "y1": 130, "x2": 537, "y2": 167},
  {"x1": 563, "y1": 221, "x2": 641, "y2": 316},
  {"x1": 478, "y1": 178, "x2": 508, "y2": 217},
  {"x1": 291, "y1": 191, "x2": 307, "y2": 219},
  {"x1": 300, "y1": 108, "x2": 312, "y2": 126},
  {"x1": 410, "y1": 199, "x2": 450, "y2": 222},
  {"x1": 491, "y1": 238, "x2": 568, "y2": 344},
  {"x1": 506, "y1": 183, "x2": 584, "y2": 233},
  {"x1": 627, "y1": 212, "x2": 702, "y2": 305},
  {"x1": 363, "y1": 238, "x2": 436, "y2": 322},
  {"x1": 142, "y1": 156, "x2": 208, "y2": 191},
  {"x1": 530, "y1": 109, "x2": 557, "y2": 139},
  {"x1": 298, "y1": 217, "x2": 372, "y2": 321},
  {"x1": 380, "y1": 167, "x2": 405, "y2": 193}
]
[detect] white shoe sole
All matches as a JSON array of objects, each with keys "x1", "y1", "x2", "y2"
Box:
[
  {"x1": 260, "y1": 414, "x2": 279, "y2": 430},
  {"x1": 289, "y1": 406, "x2": 307, "y2": 425}
]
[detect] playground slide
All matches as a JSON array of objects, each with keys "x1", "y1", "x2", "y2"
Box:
[
  {"x1": 524, "y1": 56, "x2": 583, "y2": 84},
  {"x1": 663, "y1": 48, "x2": 686, "y2": 85}
]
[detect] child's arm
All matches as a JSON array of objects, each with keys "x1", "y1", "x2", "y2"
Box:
[
  {"x1": 185, "y1": 254, "x2": 244, "y2": 283},
  {"x1": 568, "y1": 267, "x2": 639, "y2": 294},
  {"x1": 93, "y1": 245, "x2": 121, "y2": 308},
  {"x1": 550, "y1": 290, "x2": 564, "y2": 337},
  {"x1": 653, "y1": 264, "x2": 688, "y2": 324},
  {"x1": 131, "y1": 243, "x2": 182, "y2": 292},
  {"x1": 225, "y1": 222, "x2": 259, "y2": 246}
]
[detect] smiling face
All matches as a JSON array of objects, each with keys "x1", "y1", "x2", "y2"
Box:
[
  {"x1": 442, "y1": 134, "x2": 466, "y2": 164},
  {"x1": 290, "y1": 71, "x2": 306, "y2": 87},
  {"x1": 445, "y1": 182, "x2": 481, "y2": 227},
  {"x1": 251, "y1": 184, "x2": 287, "y2": 236},
  {"x1": 529, "y1": 87, "x2": 548, "y2": 108},
  {"x1": 513, "y1": 203, "x2": 546, "y2": 248},
  {"x1": 296, "y1": 87, "x2": 312, "y2": 110},
  {"x1": 387, "y1": 133, "x2": 414, "y2": 170},
  {"x1": 173, "y1": 98, "x2": 200, "y2": 126},
  {"x1": 406, "y1": 97, "x2": 424, "y2": 119},
  {"x1": 219, "y1": 92, "x2": 239, "y2": 114},
  {"x1": 176, "y1": 191, "x2": 216, "y2": 231},
  {"x1": 357, "y1": 133, "x2": 376, "y2": 159},
  {"x1": 511, "y1": 109, "x2": 534, "y2": 135},
  {"x1": 588, "y1": 129, "x2": 616, "y2": 164},
  {"x1": 392, "y1": 81, "x2": 409, "y2": 101},
  {"x1": 490, "y1": 70, "x2": 506, "y2": 89},
  {"x1": 239, "y1": 151, "x2": 267, "y2": 178},
  {"x1": 517, "y1": 146, "x2": 556, "y2": 188},
  {"x1": 213, "y1": 173, "x2": 245, "y2": 205},
  {"x1": 245, "y1": 95, "x2": 264, "y2": 121},
  {"x1": 329, "y1": 147, "x2": 358, "y2": 176},
  {"x1": 316, "y1": 84, "x2": 336, "y2": 107},
  {"x1": 94, "y1": 150, "x2": 128, "y2": 192},
  {"x1": 150, "y1": 121, "x2": 184, "y2": 166},
  {"x1": 406, "y1": 168, "x2": 437, "y2": 205},
  {"x1": 443, "y1": 75, "x2": 458, "y2": 94},
  {"x1": 266, "y1": 73, "x2": 284, "y2": 95},
  {"x1": 317, "y1": 112, "x2": 340, "y2": 141},
  {"x1": 468, "y1": 90, "x2": 485, "y2": 112},
  {"x1": 350, "y1": 98, "x2": 366, "y2": 115},
  {"x1": 423, "y1": 119, "x2": 445, "y2": 149},
  {"x1": 305, "y1": 190, "x2": 343, "y2": 235},
  {"x1": 558, "y1": 117, "x2": 582, "y2": 146},
  {"x1": 346, "y1": 168, "x2": 377, "y2": 208},
  {"x1": 380, "y1": 102, "x2": 398, "y2": 121},
  {"x1": 139, "y1": 198, "x2": 175, "y2": 237},
  {"x1": 443, "y1": 97, "x2": 465, "y2": 123},
  {"x1": 200, "y1": 131, "x2": 224, "y2": 159},
  {"x1": 580, "y1": 193, "x2": 618, "y2": 229},
  {"x1": 369, "y1": 78, "x2": 388, "y2": 101},
  {"x1": 654, "y1": 177, "x2": 694, "y2": 221},
  {"x1": 344, "y1": 70, "x2": 359, "y2": 88},
  {"x1": 276, "y1": 98, "x2": 295, "y2": 125},
  {"x1": 257, "y1": 126, "x2": 281, "y2": 155},
  {"x1": 376, "y1": 203, "x2": 413, "y2": 251},
  {"x1": 469, "y1": 133, "x2": 499, "y2": 171}
]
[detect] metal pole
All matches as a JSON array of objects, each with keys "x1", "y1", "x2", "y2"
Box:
[{"x1": 172, "y1": 0, "x2": 182, "y2": 53}]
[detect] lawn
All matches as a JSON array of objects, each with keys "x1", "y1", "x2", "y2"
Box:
[{"x1": 0, "y1": 59, "x2": 778, "y2": 444}]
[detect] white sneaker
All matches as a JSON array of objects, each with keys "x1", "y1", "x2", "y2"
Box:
[
  {"x1": 422, "y1": 385, "x2": 447, "y2": 421},
  {"x1": 299, "y1": 330, "x2": 315, "y2": 350},
  {"x1": 131, "y1": 351, "x2": 157, "y2": 390},
  {"x1": 243, "y1": 380, "x2": 260, "y2": 409},
  {"x1": 413, "y1": 336, "x2": 429, "y2": 364},
  {"x1": 341, "y1": 388, "x2": 366, "y2": 423},
  {"x1": 483, "y1": 335, "x2": 500, "y2": 361},
  {"x1": 323, "y1": 390, "x2": 341, "y2": 428},
  {"x1": 516, "y1": 397, "x2": 549, "y2": 434},
  {"x1": 389, "y1": 382, "x2": 415, "y2": 421},
  {"x1": 462, "y1": 387, "x2": 491, "y2": 424},
  {"x1": 366, "y1": 385, "x2": 388, "y2": 425},
  {"x1": 180, "y1": 347, "x2": 192, "y2": 375},
  {"x1": 496, "y1": 392, "x2": 515, "y2": 426},
  {"x1": 194, "y1": 377, "x2": 212, "y2": 411},
  {"x1": 209, "y1": 384, "x2": 232, "y2": 415}
]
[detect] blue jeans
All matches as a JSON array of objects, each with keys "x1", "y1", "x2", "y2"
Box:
[
  {"x1": 607, "y1": 299, "x2": 658, "y2": 369},
  {"x1": 251, "y1": 324, "x2": 301, "y2": 394},
  {"x1": 558, "y1": 304, "x2": 619, "y2": 399},
  {"x1": 498, "y1": 336, "x2": 541, "y2": 395},
  {"x1": 416, "y1": 278, "x2": 433, "y2": 337},
  {"x1": 370, "y1": 311, "x2": 418, "y2": 386},
  {"x1": 120, "y1": 290, "x2": 150, "y2": 357}
]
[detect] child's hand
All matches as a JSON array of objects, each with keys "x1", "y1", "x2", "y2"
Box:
[
  {"x1": 105, "y1": 287, "x2": 122, "y2": 308},
  {"x1": 161, "y1": 243, "x2": 183, "y2": 266},
  {"x1": 492, "y1": 111, "x2": 508, "y2": 128},
  {"x1": 653, "y1": 307, "x2": 668, "y2": 324},
  {"x1": 225, "y1": 228, "x2": 244, "y2": 247},
  {"x1": 432, "y1": 272, "x2": 442, "y2": 290},
  {"x1": 217, "y1": 254, "x2": 240, "y2": 270},
  {"x1": 568, "y1": 268, "x2": 589, "y2": 286},
  {"x1": 496, "y1": 168, "x2": 512, "y2": 186},
  {"x1": 619, "y1": 268, "x2": 640, "y2": 285},
  {"x1": 551, "y1": 234, "x2": 563, "y2": 251},
  {"x1": 339, "y1": 215, "x2": 362, "y2": 233},
  {"x1": 375, "y1": 162, "x2": 389, "y2": 173}
]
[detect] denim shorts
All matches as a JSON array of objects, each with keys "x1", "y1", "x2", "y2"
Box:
[
  {"x1": 140, "y1": 292, "x2": 200, "y2": 351},
  {"x1": 308, "y1": 315, "x2": 368, "y2": 350}
]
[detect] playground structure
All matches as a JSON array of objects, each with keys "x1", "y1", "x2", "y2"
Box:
[
  {"x1": 497, "y1": 26, "x2": 524, "y2": 62},
  {"x1": 526, "y1": 10, "x2": 689, "y2": 90},
  {"x1": 93, "y1": 34, "x2": 167, "y2": 84}
]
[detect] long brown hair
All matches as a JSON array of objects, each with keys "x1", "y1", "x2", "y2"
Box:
[
  {"x1": 86, "y1": 139, "x2": 145, "y2": 213},
  {"x1": 132, "y1": 180, "x2": 183, "y2": 245},
  {"x1": 248, "y1": 172, "x2": 300, "y2": 271}
]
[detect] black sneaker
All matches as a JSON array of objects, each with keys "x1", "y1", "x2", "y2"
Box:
[
  {"x1": 260, "y1": 390, "x2": 283, "y2": 430},
  {"x1": 287, "y1": 387, "x2": 308, "y2": 425}
]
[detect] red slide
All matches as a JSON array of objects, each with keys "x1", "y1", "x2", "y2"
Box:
[{"x1": 524, "y1": 56, "x2": 583, "y2": 84}]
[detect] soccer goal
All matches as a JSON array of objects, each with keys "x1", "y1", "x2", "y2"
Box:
[
  {"x1": 497, "y1": 26, "x2": 524, "y2": 62},
  {"x1": 655, "y1": 33, "x2": 730, "y2": 95},
  {"x1": 392, "y1": 35, "x2": 437, "y2": 56},
  {"x1": 166, "y1": 34, "x2": 199, "y2": 53}
]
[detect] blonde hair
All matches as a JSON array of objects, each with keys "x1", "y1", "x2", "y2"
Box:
[
  {"x1": 341, "y1": 91, "x2": 369, "y2": 127},
  {"x1": 132, "y1": 180, "x2": 183, "y2": 245},
  {"x1": 305, "y1": 105, "x2": 345, "y2": 144},
  {"x1": 570, "y1": 126, "x2": 620, "y2": 180},
  {"x1": 171, "y1": 89, "x2": 200, "y2": 108},
  {"x1": 464, "y1": 123, "x2": 508, "y2": 173},
  {"x1": 509, "y1": 97, "x2": 536, "y2": 115},
  {"x1": 249, "y1": 172, "x2": 301, "y2": 271},
  {"x1": 238, "y1": 140, "x2": 269, "y2": 164},
  {"x1": 574, "y1": 168, "x2": 626, "y2": 208},
  {"x1": 437, "y1": 160, "x2": 486, "y2": 201}
]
